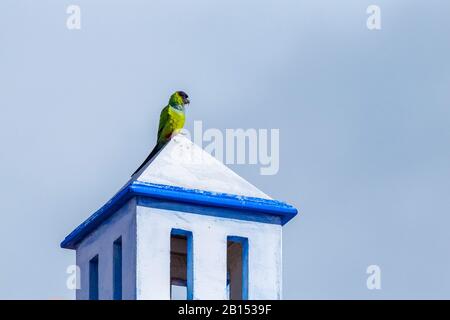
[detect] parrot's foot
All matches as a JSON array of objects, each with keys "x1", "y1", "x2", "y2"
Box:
[{"x1": 175, "y1": 129, "x2": 188, "y2": 137}]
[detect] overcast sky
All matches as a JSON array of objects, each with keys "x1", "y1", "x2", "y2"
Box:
[{"x1": 0, "y1": 0, "x2": 449, "y2": 299}]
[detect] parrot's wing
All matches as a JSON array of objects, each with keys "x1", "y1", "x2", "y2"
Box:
[
  {"x1": 132, "y1": 106, "x2": 170, "y2": 177},
  {"x1": 157, "y1": 106, "x2": 170, "y2": 142}
]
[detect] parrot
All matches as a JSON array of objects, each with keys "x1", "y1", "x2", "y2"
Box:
[{"x1": 132, "y1": 91, "x2": 190, "y2": 176}]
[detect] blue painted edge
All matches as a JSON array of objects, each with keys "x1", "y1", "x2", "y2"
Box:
[
  {"x1": 171, "y1": 229, "x2": 194, "y2": 300},
  {"x1": 60, "y1": 180, "x2": 298, "y2": 250},
  {"x1": 112, "y1": 237, "x2": 122, "y2": 300},
  {"x1": 136, "y1": 197, "x2": 282, "y2": 225},
  {"x1": 89, "y1": 255, "x2": 99, "y2": 300},
  {"x1": 228, "y1": 236, "x2": 249, "y2": 300}
]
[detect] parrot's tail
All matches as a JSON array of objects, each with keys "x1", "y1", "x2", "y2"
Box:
[{"x1": 131, "y1": 142, "x2": 166, "y2": 177}]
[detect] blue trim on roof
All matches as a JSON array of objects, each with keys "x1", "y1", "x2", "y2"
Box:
[
  {"x1": 61, "y1": 181, "x2": 298, "y2": 250},
  {"x1": 136, "y1": 197, "x2": 282, "y2": 225}
]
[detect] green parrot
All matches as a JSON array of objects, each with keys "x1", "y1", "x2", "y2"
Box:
[{"x1": 132, "y1": 91, "x2": 190, "y2": 176}]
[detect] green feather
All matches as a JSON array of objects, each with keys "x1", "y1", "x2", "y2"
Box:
[{"x1": 132, "y1": 91, "x2": 188, "y2": 176}]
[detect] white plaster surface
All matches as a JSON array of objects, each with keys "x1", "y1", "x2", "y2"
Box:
[
  {"x1": 75, "y1": 199, "x2": 137, "y2": 300},
  {"x1": 74, "y1": 201, "x2": 282, "y2": 300},
  {"x1": 135, "y1": 135, "x2": 271, "y2": 199},
  {"x1": 136, "y1": 205, "x2": 282, "y2": 300}
]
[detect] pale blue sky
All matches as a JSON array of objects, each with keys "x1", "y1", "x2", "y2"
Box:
[{"x1": 0, "y1": 0, "x2": 449, "y2": 299}]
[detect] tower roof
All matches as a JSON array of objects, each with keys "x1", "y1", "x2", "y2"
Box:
[
  {"x1": 134, "y1": 134, "x2": 270, "y2": 199},
  {"x1": 61, "y1": 135, "x2": 298, "y2": 250}
]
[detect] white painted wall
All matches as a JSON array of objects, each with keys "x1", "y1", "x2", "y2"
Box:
[
  {"x1": 75, "y1": 199, "x2": 282, "y2": 300},
  {"x1": 75, "y1": 199, "x2": 137, "y2": 300},
  {"x1": 136, "y1": 205, "x2": 282, "y2": 300}
]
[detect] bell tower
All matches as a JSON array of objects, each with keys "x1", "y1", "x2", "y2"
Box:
[{"x1": 61, "y1": 135, "x2": 297, "y2": 300}]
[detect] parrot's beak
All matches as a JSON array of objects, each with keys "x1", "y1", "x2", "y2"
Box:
[{"x1": 184, "y1": 98, "x2": 190, "y2": 105}]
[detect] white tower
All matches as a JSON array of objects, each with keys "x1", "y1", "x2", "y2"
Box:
[{"x1": 61, "y1": 135, "x2": 297, "y2": 300}]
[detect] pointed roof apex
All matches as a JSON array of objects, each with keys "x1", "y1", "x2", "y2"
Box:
[
  {"x1": 61, "y1": 134, "x2": 298, "y2": 249},
  {"x1": 134, "y1": 134, "x2": 271, "y2": 200}
]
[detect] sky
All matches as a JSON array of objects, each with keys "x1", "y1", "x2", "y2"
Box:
[{"x1": 0, "y1": 0, "x2": 450, "y2": 299}]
